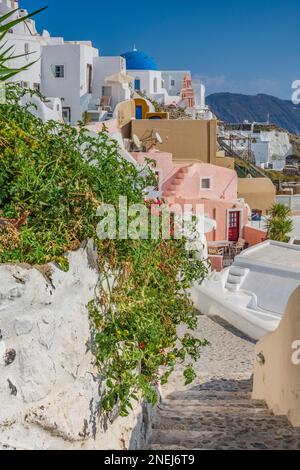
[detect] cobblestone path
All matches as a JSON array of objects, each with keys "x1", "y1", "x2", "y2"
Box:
[{"x1": 147, "y1": 314, "x2": 300, "y2": 450}]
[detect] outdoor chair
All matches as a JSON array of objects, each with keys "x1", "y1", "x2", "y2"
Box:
[
  {"x1": 99, "y1": 95, "x2": 112, "y2": 112},
  {"x1": 231, "y1": 238, "x2": 247, "y2": 257},
  {"x1": 208, "y1": 246, "x2": 224, "y2": 256}
]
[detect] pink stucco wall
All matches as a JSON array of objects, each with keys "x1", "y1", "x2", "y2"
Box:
[
  {"x1": 174, "y1": 163, "x2": 238, "y2": 201},
  {"x1": 243, "y1": 225, "x2": 266, "y2": 246},
  {"x1": 131, "y1": 150, "x2": 178, "y2": 190},
  {"x1": 209, "y1": 255, "x2": 223, "y2": 272},
  {"x1": 130, "y1": 150, "x2": 250, "y2": 242}
]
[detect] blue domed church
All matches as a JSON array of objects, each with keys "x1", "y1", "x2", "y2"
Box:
[
  {"x1": 120, "y1": 47, "x2": 194, "y2": 108},
  {"x1": 121, "y1": 49, "x2": 159, "y2": 72},
  {"x1": 121, "y1": 48, "x2": 164, "y2": 98}
]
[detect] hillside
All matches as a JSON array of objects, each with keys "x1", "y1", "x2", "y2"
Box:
[{"x1": 206, "y1": 93, "x2": 300, "y2": 135}]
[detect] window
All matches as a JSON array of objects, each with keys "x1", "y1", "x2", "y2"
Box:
[
  {"x1": 120, "y1": 58, "x2": 125, "y2": 71},
  {"x1": 24, "y1": 43, "x2": 30, "y2": 61},
  {"x1": 87, "y1": 64, "x2": 93, "y2": 94},
  {"x1": 62, "y1": 107, "x2": 71, "y2": 123},
  {"x1": 20, "y1": 81, "x2": 29, "y2": 88},
  {"x1": 53, "y1": 65, "x2": 65, "y2": 78},
  {"x1": 134, "y1": 78, "x2": 141, "y2": 91},
  {"x1": 153, "y1": 77, "x2": 158, "y2": 93},
  {"x1": 171, "y1": 79, "x2": 175, "y2": 87},
  {"x1": 200, "y1": 178, "x2": 211, "y2": 189},
  {"x1": 102, "y1": 86, "x2": 112, "y2": 97},
  {"x1": 33, "y1": 83, "x2": 40, "y2": 92}
]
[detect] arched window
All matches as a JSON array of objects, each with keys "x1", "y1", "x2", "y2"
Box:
[{"x1": 153, "y1": 77, "x2": 158, "y2": 93}]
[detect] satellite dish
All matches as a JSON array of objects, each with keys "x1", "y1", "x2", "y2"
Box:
[
  {"x1": 132, "y1": 134, "x2": 142, "y2": 149},
  {"x1": 155, "y1": 132, "x2": 163, "y2": 144}
]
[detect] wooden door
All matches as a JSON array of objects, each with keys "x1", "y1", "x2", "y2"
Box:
[{"x1": 228, "y1": 211, "x2": 240, "y2": 242}]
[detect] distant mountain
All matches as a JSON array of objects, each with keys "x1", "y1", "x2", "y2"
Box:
[{"x1": 206, "y1": 93, "x2": 300, "y2": 135}]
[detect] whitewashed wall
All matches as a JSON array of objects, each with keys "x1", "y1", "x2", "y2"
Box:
[
  {"x1": 41, "y1": 43, "x2": 99, "y2": 124},
  {"x1": 0, "y1": 240, "x2": 152, "y2": 450}
]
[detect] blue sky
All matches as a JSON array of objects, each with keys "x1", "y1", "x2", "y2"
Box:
[{"x1": 22, "y1": 0, "x2": 300, "y2": 98}]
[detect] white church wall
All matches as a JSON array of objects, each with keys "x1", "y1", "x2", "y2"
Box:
[
  {"x1": 161, "y1": 71, "x2": 188, "y2": 97},
  {"x1": 129, "y1": 69, "x2": 163, "y2": 95}
]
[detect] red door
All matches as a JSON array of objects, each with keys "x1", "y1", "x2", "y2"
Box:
[{"x1": 228, "y1": 211, "x2": 240, "y2": 242}]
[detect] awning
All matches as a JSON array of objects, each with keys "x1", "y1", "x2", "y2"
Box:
[{"x1": 105, "y1": 73, "x2": 134, "y2": 84}]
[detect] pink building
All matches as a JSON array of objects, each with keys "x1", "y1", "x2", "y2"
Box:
[
  {"x1": 131, "y1": 149, "x2": 249, "y2": 243},
  {"x1": 180, "y1": 74, "x2": 195, "y2": 108}
]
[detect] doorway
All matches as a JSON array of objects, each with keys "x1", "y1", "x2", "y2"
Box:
[
  {"x1": 228, "y1": 210, "x2": 241, "y2": 242},
  {"x1": 135, "y1": 105, "x2": 143, "y2": 119}
]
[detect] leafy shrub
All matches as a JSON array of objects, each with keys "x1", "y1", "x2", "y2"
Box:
[
  {"x1": 265, "y1": 203, "x2": 293, "y2": 242},
  {"x1": 0, "y1": 85, "x2": 208, "y2": 416}
]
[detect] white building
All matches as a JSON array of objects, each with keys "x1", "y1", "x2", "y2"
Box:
[
  {"x1": 41, "y1": 46, "x2": 133, "y2": 124},
  {"x1": 0, "y1": 0, "x2": 63, "y2": 121},
  {"x1": 191, "y1": 240, "x2": 300, "y2": 340},
  {"x1": 40, "y1": 41, "x2": 98, "y2": 124},
  {"x1": 225, "y1": 126, "x2": 293, "y2": 170},
  {"x1": 161, "y1": 70, "x2": 189, "y2": 97},
  {"x1": 2, "y1": 2, "x2": 209, "y2": 124},
  {"x1": 1, "y1": 0, "x2": 133, "y2": 124},
  {"x1": 121, "y1": 48, "x2": 206, "y2": 108},
  {"x1": 239, "y1": 129, "x2": 292, "y2": 170}
]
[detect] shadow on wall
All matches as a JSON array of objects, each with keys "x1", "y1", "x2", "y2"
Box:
[{"x1": 128, "y1": 402, "x2": 157, "y2": 450}]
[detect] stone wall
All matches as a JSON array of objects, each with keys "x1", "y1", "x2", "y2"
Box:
[{"x1": 0, "y1": 240, "x2": 152, "y2": 449}]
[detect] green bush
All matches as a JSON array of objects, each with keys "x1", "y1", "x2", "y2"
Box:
[
  {"x1": 265, "y1": 203, "x2": 294, "y2": 242},
  {"x1": 0, "y1": 85, "x2": 208, "y2": 417}
]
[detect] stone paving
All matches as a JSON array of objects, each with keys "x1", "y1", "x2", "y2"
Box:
[{"x1": 147, "y1": 314, "x2": 300, "y2": 450}]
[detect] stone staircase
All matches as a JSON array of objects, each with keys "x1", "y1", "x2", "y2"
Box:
[
  {"x1": 225, "y1": 266, "x2": 249, "y2": 292},
  {"x1": 147, "y1": 378, "x2": 300, "y2": 450},
  {"x1": 163, "y1": 166, "x2": 190, "y2": 198}
]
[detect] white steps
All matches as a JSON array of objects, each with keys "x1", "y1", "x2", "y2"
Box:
[{"x1": 225, "y1": 266, "x2": 249, "y2": 292}]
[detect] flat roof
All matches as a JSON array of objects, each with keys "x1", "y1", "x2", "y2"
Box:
[{"x1": 237, "y1": 241, "x2": 300, "y2": 273}]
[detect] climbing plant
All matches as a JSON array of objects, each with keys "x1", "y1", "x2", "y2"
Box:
[{"x1": 0, "y1": 84, "x2": 209, "y2": 417}]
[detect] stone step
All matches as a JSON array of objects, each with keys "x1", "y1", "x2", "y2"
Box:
[
  {"x1": 152, "y1": 411, "x2": 291, "y2": 431},
  {"x1": 225, "y1": 283, "x2": 240, "y2": 292},
  {"x1": 229, "y1": 266, "x2": 249, "y2": 277},
  {"x1": 148, "y1": 428, "x2": 300, "y2": 450},
  {"x1": 157, "y1": 400, "x2": 267, "y2": 412},
  {"x1": 147, "y1": 444, "x2": 191, "y2": 451},
  {"x1": 227, "y1": 273, "x2": 244, "y2": 284},
  {"x1": 165, "y1": 389, "x2": 252, "y2": 400}
]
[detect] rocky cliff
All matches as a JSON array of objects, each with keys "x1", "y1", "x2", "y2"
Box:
[{"x1": 207, "y1": 93, "x2": 300, "y2": 135}]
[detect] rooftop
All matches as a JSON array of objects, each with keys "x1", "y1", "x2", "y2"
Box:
[
  {"x1": 239, "y1": 241, "x2": 300, "y2": 272},
  {"x1": 121, "y1": 49, "x2": 158, "y2": 71}
]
